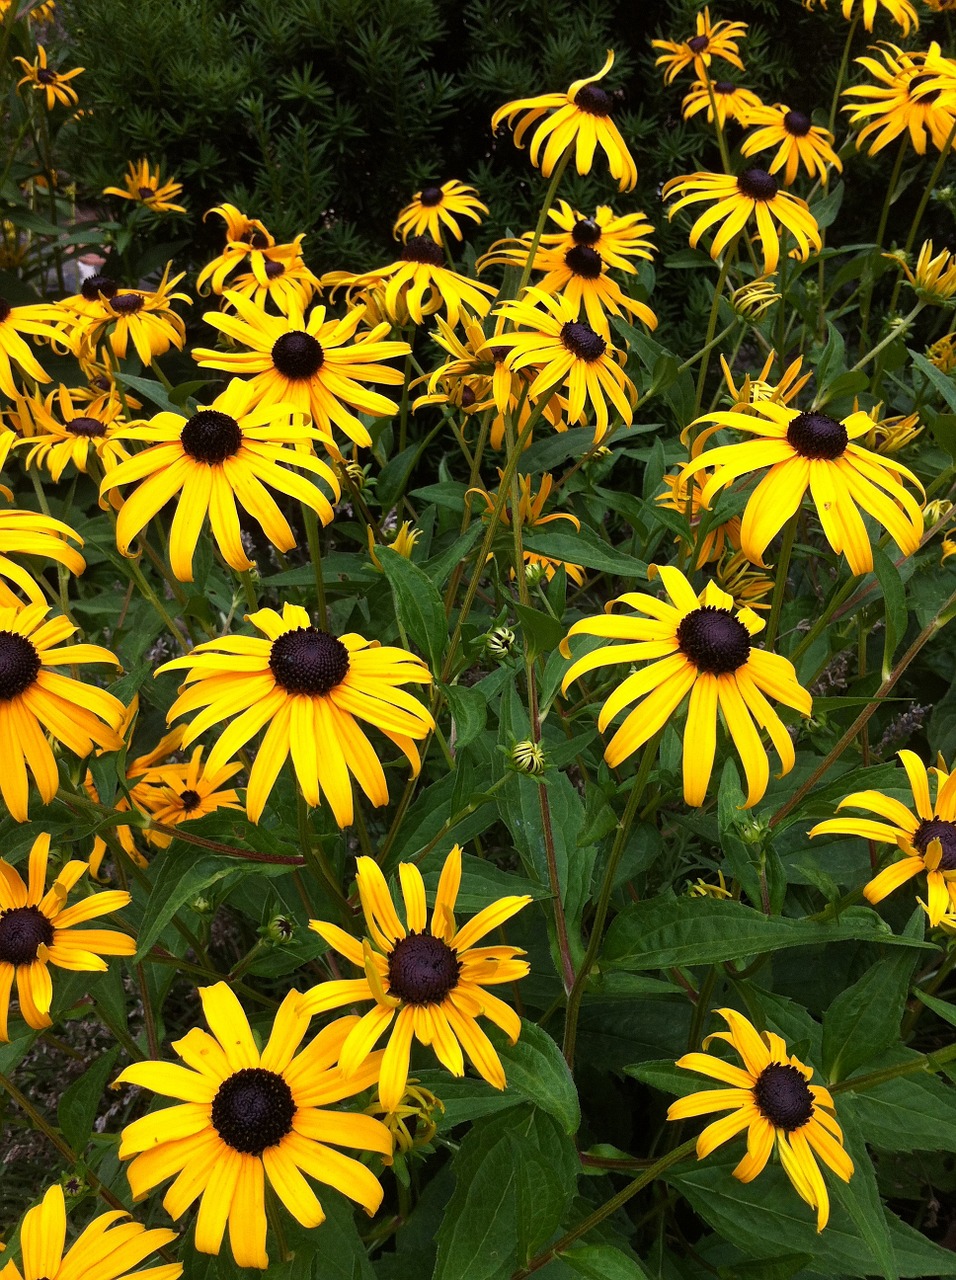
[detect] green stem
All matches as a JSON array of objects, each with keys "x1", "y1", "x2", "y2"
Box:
[
  {"x1": 850, "y1": 301, "x2": 924, "y2": 374},
  {"x1": 828, "y1": 13, "x2": 860, "y2": 137},
  {"x1": 513, "y1": 150, "x2": 572, "y2": 301},
  {"x1": 693, "y1": 237, "x2": 739, "y2": 419},
  {"x1": 831, "y1": 1038, "x2": 956, "y2": 1094},
  {"x1": 765, "y1": 510, "x2": 799, "y2": 648},
  {"x1": 858, "y1": 138, "x2": 907, "y2": 354},
  {"x1": 238, "y1": 568, "x2": 258, "y2": 611},
  {"x1": 303, "y1": 505, "x2": 328, "y2": 628}
]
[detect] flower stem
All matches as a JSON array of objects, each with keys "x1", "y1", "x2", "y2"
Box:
[
  {"x1": 694, "y1": 237, "x2": 739, "y2": 419},
  {"x1": 850, "y1": 301, "x2": 924, "y2": 374},
  {"x1": 512, "y1": 150, "x2": 572, "y2": 301},
  {"x1": 303, "y1": 504, "x2": 328, "y2": 628},
  {"x1": 765, "y1": 510, "x2": 799, "y2": 648}
]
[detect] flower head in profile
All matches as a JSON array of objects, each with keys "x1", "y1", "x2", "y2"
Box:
[
  {"x1": 682, "y1": 79, "x2": 763, "y2": 128},
  {"x1": 0, "y1": 502, "x2": 85, "y2": 608},
  {"x1": 491, "y1": 51, "x2": 637, "y2": 191},
  {"x1": 115, "y1": 983, "x2": 392, "y2": 1270},
  {"x1": 561, "y1": 566, "x2": 812, "y2": 808},
  {"x1": 682, "y1": 399, "x2": 925, "y2": 576},
  {"x1": 366, "y1": 1079, "x2": 444, "y2": 1161},
  {"x1": 652, "y1": 8, "x2": 747, "y2": 85},
  {"x1": 0, "y1": 601, "x2": 124, "y2": 821},
  {"x1": 157, "y1": 603, "x2": 434, "y2": 825},
  {"x1": 60, "y1": 263, "x2": 190, "y2": 366},
  {"x1": 103, "y1": 158, "x2": 186, "y2": 214},
  {"x1": 892, "y1": 239, "x2": 956, "y2": 303},
  {"x1": 720, "y1": 352, "x2": 811, "y2": 413},
  {"x1": 14, "y1": 383, "x2": 128, "y2": 483},
  {"x1": 843, "y1": 43, "x2": 956, "y2": 156},
  {"x1": 469, "y1": 472, "x2": 586, "y2": 584},
  {"x1": 668, "y1": 1008, "x2": 853, "y2": 1231},
  {"x1": 860, "y1": 401, "x2": 922, "y2": 453},
  {"x1": 100, "y1": 377, "x2": 340, "y2": 582},
  {"x1": 0, "y1": 296, "x2": 62, "y2": 398},
  {"x1": 810, "y1": 750, "x2": 956, "y2": 925},
  {"x1": 0, "y1": 1183, "x2": 180, "y2": 1280},
  {"x1": 663, "y1": 169, "x2": 821, "y2": 275},
  {"x1": 0, "y1": 833, "x2": 135, "y2": 1040},
  {"x1": 740, "y1": 105, "x2": 842, "y2": 184},
  {"x1": 197, "y1": 203, "x2": 275, "y2": 295},
  {"x1": 393, "y1": 180, "x2": 488, "y2": 243},
  {"x1": 14, "y1": 45, "x2": 83, "y2": 109},
  {"x1": 300, "y1": 845, "x2": 531, "y2": 1111}
]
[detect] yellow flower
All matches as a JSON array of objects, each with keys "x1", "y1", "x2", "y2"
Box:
[
  {"x1": 299, "y1": 844, "x2": 531, "y2": 1110},
  {"x1": 533, "y1": 201, "x2": 656, "y2": 275},
  {"x1": 366, "y1": 1079, "x2": 444, "y2": 1160},
  {"x1": 715, "y1": 549, "x2": 776, "y2": 612},
  {"x1": 0, "y1": 1183, "x2": 180, "y2": 1280},
  {"x1": 469, "y1": 472, "x2": 586, "y2": 584},
  {"x1": 842, "y1": 0, "x2": 918, "y2": 34},
  {"x1": 157, "y1": 603, "x2": 434, "y2": 825},
  {"x1": 720, "y1": 352, "x2": 811, "y2": 412},
  {"x1": 561, "y1": 566, "x2": 811, "y2": 808},
  {"x1": 393, "y1": 180, "x2": 488, "y2": 243},
  {"x1": 860, "y1": 400, "x2": 922, "y2": 452},
  {"x1": 115, "y1": 984, "x2": 392, "y2": 1270},
  {"x1": 14, "y1": 383, "x2": 129, "y2": 483},
  {"x1": 14, "y1": 45, "x2": 83, "y2": 109},
  {"x1": 843, "y1": 43, "x2": 956, "y2": 156},
  {"x1": 491, "y1": 50, "x2": 637, "y2": 191},
  {"x1": 810, "y1": 750, "x2": 956, "y2": 925},
  {"x1": 196, "y1": 203, "x2": 275, "y2": 295},
  {"x1": 927, "y1": 331, "x2": 956, "y2": 372},
  {"x1": 891, "y1": 238, "x2": 956, "y2": 302},
  {"x1": 652, "y1": 8, "x2": 747, "y2": 85},
  {"x1": 103, "y1": 158, "x2": 186, "y2": 214},
  {"x1": 668, "y1": 1008, "x2": 853, "y2": 1231},
  {"x1": 0, "y1": 297, "x2": 61, "y2": 397},
  {"x1": 663, "y1": 169, "x2": 821, "y2": 275},
  {"x1": 740, "y1": 105, "x2": 843, "y2": 185},
  {"x1": 656, "y1": 471, "x2": 742, "y2": 568},
  {"x1": 682, "y1": 79, "x2": 763, "y2": 128},
  {"x1": 100, "y1": 377, "x2": 340, "y2": 583},
  {"x1": 222, "y1": 236, "x2": 321, "y2": 316},
  {"x1": 138, "y1": 744, "x2": 244, "y2": 839},
  {"x1": 368, "y1": 521, "x2": 421, "y2": 570},
  {"x1": 0, "y1": 833, "x2": 135, "y2": 1041},
  {"x1": 0, "y1": 501, "x2": 85, "y2": 608},
  {"x1": 60, "y1": 263, "x2": 190, "y2": 366},
  {"x1": 688, "y1": 870, "x2": 732, "y2": 899},
  {"x1": 729, "y1": 278, "x2": 781, "y2": 322}
]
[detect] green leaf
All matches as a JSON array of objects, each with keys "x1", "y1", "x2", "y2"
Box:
[
  {"x1": 810, "y1": 180, "x2": 844, "y2": 230},
  {"x1": 602, "y1": 896, "x2": 930, "y2": 971},
  {"x1": 424, "y1": 524, "x2": 482, "y2": 589},
  {"x1": 833, "y1": 1104, "x2": 899, "y2": 1280},
  {"x1": 561, "y1": 1244, "x2": 651, "y2": 1279},
  {"x1": 514, "y1": 601, "x2": 565, "y2": 660},
  {"x1": 911, "y1": 350, "x2": 956, "y2": 416},
  {"x1": 841, "y1": 1052, "x2": 956, "y2": 1152},
  {"x1": 716, "y1": 1257, "x2": 812, "y2": 1280},
  {"x1": 914, "y1": 988, "x2": 956, "y2": 1028},
  {"x1": 58, "y1": 1047, "x2": 120, "y2": 1154},
  {"x1": 523, "y1": 526, "x2": 646, "y2": 578},
  {"x1": 871, "y1": 546, "x2": 908, "y2": 680},
  {"x1": 442, "y1": 683, "x2": 487, "y2": 751},
  {"x1": 113, "y1": 372, "x2": 179, "y2": 415},
  {"x1": 134, "y1": 847, "x2": 260, "y2": 960},
  {"x1": 487, "y1": 1019, "x2": 581, "y2": 1135},
  {"x1": 377, "y1": 545, "x2": 447, "y2": 671}
]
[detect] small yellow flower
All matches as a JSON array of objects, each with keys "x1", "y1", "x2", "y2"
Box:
[
  {"x1": 656, "y1": 471, "x2": 742, "y2": 568},
  {"x1": 682, "y1": 79, "x2": 763, "y2": 128},
  {"x1": 688, "y1": 870, "x2": 732, "y2": 899},
  {"x1": 511, "y1": 740, "x2": 547, "y2": 775},
  {"x1": 366, "y1": 1080, "x2": 444, "y2": 1160},
  {"x1": 927, "y1": 331, "x2": 956, "y2": 372},
  {"x1": 652, "y1": 7, "x2": 747, "y2": 85},
  {"x1": 14, "y1": 45, "x2": 83, "y2": 109},
  {"x1": 860, "y1": 401, "x2": 922, "y2": 453},
  {"x1": 103, "y1": 158, "x2": 186, "y2": 214},
  {"x1": 891, "y1": 239, "x2": 956, "y2": 303},
  {"x1": 720, "y1": 353, "x2": 811, "y2": 413},
  {"x1": 393, "y1": 180, "x2": 488, "y2": 243},
  {"x1": 740, "y1": 105, "x2": 842, "y2": 185},
  {"x1": 368, "y1": 521, "x2": 422, "y2": 570},
  {"x1": 729, "y1": 278, "x2": 781, "y2": 322}
]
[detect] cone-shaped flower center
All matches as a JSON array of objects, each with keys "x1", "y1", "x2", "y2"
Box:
[
  {"x1": 677, "y1": 605, "x2": 751, "y2": 675},
  {"x1": 211, "y1": 1067, "x2": 295, "y2": 1155},
  {"x1": 737, "y1": 168, "x2": 778, "y2": 201},
  {"x1": 180, "y1": 410, "x2": 243, "y2": 464},
  {"x1": 0, "y1": 630, "x2": 41, "y2": 700},
  {"x1": 37, "y1": 68, "x2": 57, "y2": 84},
  {"x1": 67, "y1": 416, "x2": 107, "y2": 438},
  {"x1": 110, "y1": 293, "x2": 144, "y2": 315},
  {"x1": 81, "y1": 275, "x2": 118, "y2": 301},
  {"x1": 687, "y1": 34, "x2": 709, "y2": 53},
  {"x1": 387, "y1": 931, "x2": 461, "y2": 1005},
  {"x1": 564, "y1": 244, "x2": 603, "y2": 279},
  {"x1": 753, "y1": 1062, "x2": 814, "y2": 1131},
  {"x1": 461, "y1": 385, "x2": 477, "y2": 408},
  {"x1": 0, "y1": 905, "x2": 54, "y2": 965},
  {"x1": 180, "y1": 789, "x2": 201, "y2": 812},
  {"x1": 572, "y1": 217, "x2": 602, "y2": 246},
  {"x1": 269, "y1": 625, "x2": 350, "y2": 695},
  {"x1": 243, "y1": 228, "x2": 270, "y2": 249},
  {"x1": 574, "y1": 83, "x2": 612, "y2": 116},
  {"x1": 272, "y1": 330, "x2": 324, "y2": 379},
  {"x1": 714, "y1": 81, "x2": 737, "y2": 95},
  {"x1": 419, "y1": 185, "x2": 444, "y2": 207},
  {"x1": 786, "y1": 411, "x2": 848, "y2": 460},
  {"x1": 138, "y1": 186, "x2": 155, "y2": 199},
  {"x1": 264, "y1": 260, "x2": 285, "y2": 280},
  {"x1": 560, "y1": 321, "x2": 606, "y2": 362},
  {"x1": 402, "y1": 235, "x2": 445, "y2": 266},
  {"x1": 783, "y1": 109, "x2": 812, "y2": 136},
  {"x1": 909, "y1": 74, "x2": 941, "y2": 104},
  {"x1": 914, "y1": 817, "x2": 956, "y2": 871}
]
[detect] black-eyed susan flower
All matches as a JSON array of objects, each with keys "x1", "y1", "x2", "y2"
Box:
[
  {"x1": 0, "y1": 832, "x2": 135, "y2": 1040},
  {"x1": 842, "y1": 0, "x2": 918, "y2": 34},
  {"x1": 663, "y1": 169, "x2": 821, "y2": 275},
  {"x1": 810, "y1": 750, "x2": 956, "y2": 925},
  {"x1": 740, "y1": 105, "x2": 843, "y2": 184},
  {"x1": 0, "y1": 1183, "x2": 180, "y2": 1280},
  {"x1": 892, "y1": 239, "x2": 956, "y2": 303},
  {"x1": 366, "y1": 1079, "x2": 444, "y2": 1160},
  {"x1": 0, "y1": 297, "x2": 61, "y2": 398},
  {"x1": 196, "y1": 204, "x2": 275, "y2": 296},
  {"x1": 157, "y1": 603, "x2": 434, "y2": 825},
  {"x1": 491, "y1": 50, "x2": 637, "y2": 191},
  {"x1": 139, "y1": 744, "x2": 243, "y2": 843},
  {"x1": 0, "y1": 602, "x2": 124, "y2": 821},
  {"x1": 103, "y1": 158, "x2": 186, "y2": 214},
  {"x1": 393, "y1": 180, "x2": 488, "y2": 243},
  {"x1": 681, "y1": 400, "x2": 925, "y2": 576},
  {"x1": 656, "y1": 471, "x2": 742, "y2": 568},
  {"x1": 100, "y1": 377, "x2": 340, "y2": 583},
  {"x1": 536, "y1": 201, "x2": 656, "y2": 275},
  {"x1": 192, "y1": 292, "x2": 409, "y2": 450},
  {"x1": 0, "y1": 503, "x2": 85, "y2": 608},
  {"x1": 929, "y1": 331, "x2": 956, "y2": 372},
  {"x1": 682, "y1": 79, "x2": 763, "y2": 128},
  {"x1": 14, "y1": 45, "x2": 83, "y2": 109},
  {"x1": 469, "y1": 472, "x2": 586, "y2": 584},
  {"x1": 652, "y1": 8, "x2": 747, "y2": 86},
  {"x1": 368, "y1": 521, "x2": 421, "y2": 571},
  {"x1": 63, "y1": 263, "x2": 190, "y2": 367},
  {"x1": 561, "y1": 566, "x2": 812, "y2": 807},
  {"x1": 299, "y1": 844, "x2": 531, "y2": 1111},
  {"x1": 719, "y1": 352, "x2": 811, "y2": 413},
  {"x1": 115, "y1": 984, "x2": 392, "y2": 1271},
  {"x1": 487, "y1": 288, "x2": 637, "y2": 443},
  {"x1": 843, "y1": 43, "x2": 956, "y2": 156},
  {"x1": 14, "y1": 383, "x2": 128, "y2": 483},
  {"x1": 223, "y1": 236, "x2": 321, "y2": 316},
  {"x1": 860, "y1": 400, "x2": 922, "y2": 453},
  {"x1": 730, "y1": 278, "x2": 781, "y2": 322},
  {"x1": 667, "y1": 1008, "x2": 853, "y2": 1232}
]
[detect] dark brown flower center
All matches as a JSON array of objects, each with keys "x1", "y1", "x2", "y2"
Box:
[
  {"x1": 180, "y1": 789, "x2": 201, "y2": 812},
  {"x1": 67, "y1": 416, "x2": 106, "y2": 438},
  {"x1": 402, "y1": 235, "x2": 445, "y2": 266},
  {"x1": 211, "y1": 1067, "x2": 295, "y2": 1155},
  {"x1": 0, "y1": 905, "x2": 54, "y2": 965},
  {"x1": 489, "y1": 345, "x2": 509, "y2": 364},
  {"x1": 419, "y1": 185, "x2": 444, "y2": 207},
  {"x1": 910, "y1": 74, "x2": 941, "y2": 104},
  {"x1": 264, "y1": 260, "x2": 285, "y2": 280},
  {"x1": 564, "y1": 244, "x2": 603, "y2": 279},
  {"x1": 714, "y1": 81, "x2": 737, "y2": 95},
  {"x1": 677, "y1": 605, "x2": 751, "y2": 675},
  {"x1": 180, "y1": 410, "x2": 242, "y2": 464},
  {"x1": 36, "y1": 68, "x2": 56, "y2": 84},
  {"x1": 737, "y1": 168, "x2": 778, "y2": 201},
  {"x1": 0, "y1": 631, "x2": 41, "y2": 700},
  {"x1": 387, "y1": 931, "x2": 461, "y2": 1004},
  {"x1": 571, "y1": 217, "x2": 602, "y2": 246},
  {"x1": 560, "y1": 320, "x2": 606, "y2": 362},
  {"x1": 783, "y1": 110, "x2": 812, "y2": 136},
  {"x1": 269, "y1": 626, "x2": 350, "y2": 695},
  {"x1": 786, "y1": 411, "x2": 848, "y2": 460},
  {"x1": 753, "y1": 1063, "x2": 814, "y2": 1131},
  {"x1": 138, "y1": 186, "x2": 155, "y2": 199},
  {"x1": 913, "y1": 817, "x2": 956, "y2": 871},
  {"x1": 90, "y1": 375, "x2": 111, "y2": 392},
  {"x1": 110, "y1": 293, "x2": 144, "y2": 314},
  {"x1": 687, "y1": 34, "x2": 709, "y2": 53},
  {"x1": 574, "y1": 83, "x2": 612, "y2": 116},
  {"x1": 243, "y1": 229, "x2": 270, "y2": 249},
  {"x1": 461, "y1": 385, "x2": 477, "y2": 408},
  {"x1": 81, "y1": 275, "x2": 117, "y2": 302},
  {"x1": 271, "y1": 330, "x2": 324, "y2": 379}
]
